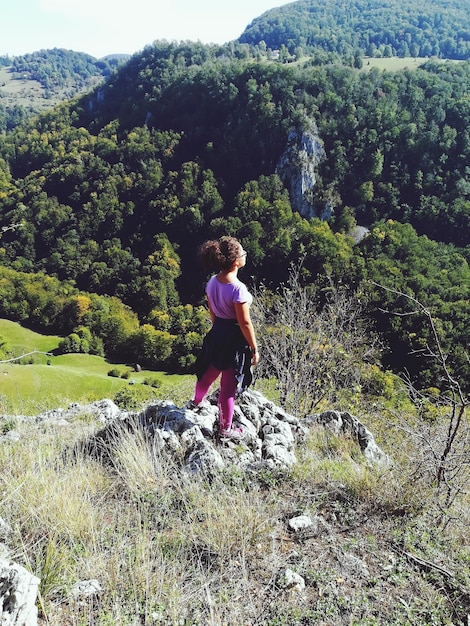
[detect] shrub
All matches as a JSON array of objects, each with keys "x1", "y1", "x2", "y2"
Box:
[
  {"x1": 143, "y1": 377, "x2": 161, "y2": 388},
  {"x1": 113, "y1": 385, "x2": 157, "y2": 411},
  {"x1": 253, "y1": 266, "x2": 376, "y2": 416},
  {"x1": 1, "y1": 418, "x2": 16, "y2": 434}
]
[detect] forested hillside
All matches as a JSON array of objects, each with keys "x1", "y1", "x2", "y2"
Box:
[
  {"x1": 0, "y1": 49, "x2": 126, "y2": 132},
  {"x1": 0, "y1": 18, "x2": 469, "y2": 389},
  {"x1": 239, "y1": 0, "x2": 470, "y2": 60},
  {"x1": 7, "y1": 48, "x2": 122, "y2": 90}
]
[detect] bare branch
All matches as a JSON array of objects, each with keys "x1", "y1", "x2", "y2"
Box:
[
  {"x1": 1, "y1": 223, "x2": 23, "y2": 236},
  {"x1": 253, "y1": 265, "x2": 376, "y2": 416},
  {"x1": 370, "y1": 280, "x2": 469, "y2": 528}
]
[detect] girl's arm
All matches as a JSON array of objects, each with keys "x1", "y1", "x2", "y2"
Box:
[
  {"x1": 234, "y1": 301, "x2": 259, "y2": 365},
  {"x1": 207, "y1": 296, "x2": 216, "y2": 324}
]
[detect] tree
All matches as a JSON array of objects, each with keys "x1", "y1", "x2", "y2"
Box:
[
  {"x1": 360, "y1": 220, "x2": 470, "y2": 388},
  {"x1": 57, "y1": 325, "x2": 103, "y2": 356},
  {"x1": 353, "y1": 51, "x2": 363, "y2": 69},
  {"x1": 138, "y1": 234, "x2": 181, "y2": 316},
  {"x1": 125, "y1": 324, "x2": 175, "y2": 368},
  {"x1": 81, "y1": 294, "x2": 140, "y2": 359}
]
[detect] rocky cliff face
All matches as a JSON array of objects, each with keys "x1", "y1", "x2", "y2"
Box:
[{"x1": 276, "y1": 117, "x2": 326, "y2": 220}]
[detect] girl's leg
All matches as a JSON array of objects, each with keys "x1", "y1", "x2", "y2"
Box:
[
  {"x1": 193, "y1": 365, "x2": 220, "y2": 404},
  {"x1": 218, "y1": 368, "x2": 238, "y2": 431}
]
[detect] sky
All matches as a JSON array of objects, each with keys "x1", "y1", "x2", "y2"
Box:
[{"x1": 2, "y1": 0, "x2": 286, "y2": 59}]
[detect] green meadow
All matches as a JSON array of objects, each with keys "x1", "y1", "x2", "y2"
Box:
[
  {"x1": 362, "y1": 56, "x2": 462, "y2": 72},
  {"x1": 362, "y1": 55, "x2": 425, "y2": 71},
  {"x1": 0, "y1": 319, "x2": 193, "y2": 415}
]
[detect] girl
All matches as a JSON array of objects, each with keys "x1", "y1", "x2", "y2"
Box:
[{"x1": 192, "y1": 236, "x2": 259, "y2": 440}]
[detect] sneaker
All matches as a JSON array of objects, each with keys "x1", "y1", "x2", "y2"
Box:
[
  {"x1": 184, "y1": 400, "x2": 199, "y2": 410},
  {"x1": 219, "y1": 425, "x2": 245, "y2": 441}
]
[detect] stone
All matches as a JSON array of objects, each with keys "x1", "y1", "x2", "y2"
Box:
[
  {"x1": 262, "y1": 436, "x2": 297, "y2": 467},
  {"x1": 0, "y1": 431, "x2": 20, "y2": 443},
  {"x1": 288, "y1": 515, "x2": 314, "y2": 532},
  {"x1": 0, "y1": 559, "x2": 39, "y2": 626},
  {"x1": 183, "y1": 438, "x2": 225, "y2": 474},
  {"x1": 337, "y1": 552, "x2": 370, "y2": 578},
  {"x1": 70, "y1": 579, "x2": 102, "y2": 599},
  {"x1": 276, "y1": 568, "x2": 305, "y2": 593},
  {"x1": 306, "y1": 410, "x2": 388, "y2": 465}
]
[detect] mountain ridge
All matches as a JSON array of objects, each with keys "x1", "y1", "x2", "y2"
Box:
[{"x1": 239, "y1": 0, "x2": 470, "y2": 60}]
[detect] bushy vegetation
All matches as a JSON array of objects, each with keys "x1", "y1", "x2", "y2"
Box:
[
  {"x1": 0, "y1": 265, "x2": 209, "y2": 371},
  {"x1": 253, "y1": 266, "x2": 376, "y2": 416}
]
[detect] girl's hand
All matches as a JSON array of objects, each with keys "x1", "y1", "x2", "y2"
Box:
[{"x1": 251, "y1": 350, "x2": 260, "y2": 366}]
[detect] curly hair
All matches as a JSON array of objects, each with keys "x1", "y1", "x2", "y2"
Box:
[{"x1": 197, "y1": 236, "x2": 241, "y2": 271}]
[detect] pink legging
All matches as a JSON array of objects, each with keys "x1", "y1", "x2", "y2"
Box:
[{"x1": 194, "y1": 365, "x2": 237, "y2": 430}]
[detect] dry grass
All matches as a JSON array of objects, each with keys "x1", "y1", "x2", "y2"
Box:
[{"x1": 0, "y1": 405, "x2": 468, "y2": 625}]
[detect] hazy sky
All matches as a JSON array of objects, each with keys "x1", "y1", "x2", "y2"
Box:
[{"x1": 2, "y1": 0, "x2": 286, "y2": 58}]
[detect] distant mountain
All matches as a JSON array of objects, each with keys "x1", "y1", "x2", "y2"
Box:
[
  {"x1": 0, "y1": 48, "x2": 129, "y2": 130},
  {"x1": 5, "y1": 48, "x2": 128, "y2": 90},
  {"x1": 239, "y1": 0, "x2": 470, "y2": 60}
]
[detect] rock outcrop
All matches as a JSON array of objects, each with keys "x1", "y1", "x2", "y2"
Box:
[
  {"x1": 88, "y1": 389, "x2": 308, "y2": 474},
  {"x1": 306, "y1": 409, "x2": 389, "y2": 465},
  {"x1": 0, "y1": 390, "x2": 388, "y2": 624},
  {"x1": 276, "y1": 117, "x2": 326, "y2": 219},
  {"x1": 73, "y1": 390, "x2": 388, "y2": 476},
  {"x1": 2, "y1": 392, "x2": 387, "y2": 473}
]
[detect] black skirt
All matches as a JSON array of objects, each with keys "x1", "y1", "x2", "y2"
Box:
[{"x1": 195, "y1": 317, "x2": 253, "y2": 394}]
